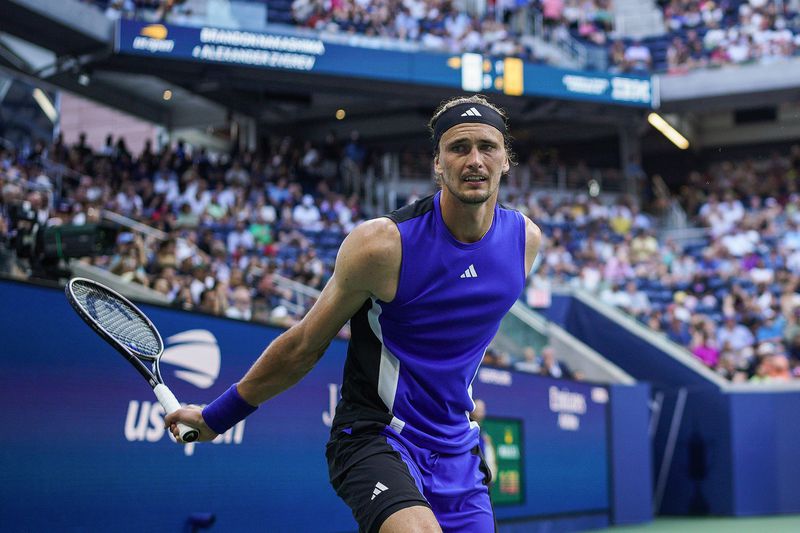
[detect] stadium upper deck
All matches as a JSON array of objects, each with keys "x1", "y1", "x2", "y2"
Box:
[{"x1": 87, "y1": 0, "x2": 800, "y2": 75}]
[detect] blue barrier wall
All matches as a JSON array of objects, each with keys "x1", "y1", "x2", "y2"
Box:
[
  {"x1": 0, "y1": 280, "x2": 650, "y2": 531},
  {"x1": 609, "y1": 383, "x2": 653, "y2": 525},
  {"x1": 545, "y1": 294, "x2": 800, "y2": 517},
  {"x1": 728, "y1": 393, "x2": 800, "y2": 515}
]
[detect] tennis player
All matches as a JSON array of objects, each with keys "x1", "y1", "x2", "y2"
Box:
[{"x1": 166, "y1": 95, "x2": 542, "y2": 532}]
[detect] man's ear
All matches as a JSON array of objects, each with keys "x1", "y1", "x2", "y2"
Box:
[
  {"x1": 433, "y1": 152, "x2": 442, "y2": 176},
  {"x1": 502, "y1": 156, "x2": 510, "y2": 175}
]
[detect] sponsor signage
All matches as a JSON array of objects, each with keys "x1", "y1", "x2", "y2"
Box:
[
  {"x1": 481, "y1": 418, "x2": 524, "y2": 505},
  {"x1": 473, "y1": 370, "x2": 610, "y2": 520},
  {"x1": 1, "y1": 280, "x2": 609, "y2": 530},
  {"x1": 116, "y1": 21, "x2": 652, "y2": 107}
]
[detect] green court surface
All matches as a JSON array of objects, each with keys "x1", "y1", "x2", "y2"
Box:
[{"x1": 604, "y1": 515, "x2": 800, "y2": 532}]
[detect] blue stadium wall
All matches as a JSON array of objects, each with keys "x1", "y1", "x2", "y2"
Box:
[
  {"x1": 546, "y1": 295, "x2": 800, "y2": 517},
  {"x1": 0, "y1": 279, "x2": 650, "y2": 531}
]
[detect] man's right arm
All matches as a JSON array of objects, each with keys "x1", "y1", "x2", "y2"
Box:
[
  {"x1": 164, "y1": 218, "x2": 401, "y2": 441},
  {"x1": 235, "y1": 217, "x2": 400, "y2": 405}
]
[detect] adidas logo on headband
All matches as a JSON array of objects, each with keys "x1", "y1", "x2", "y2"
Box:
[{"x1": 433, "y1": 101, "x2": 507, "y2": 148}]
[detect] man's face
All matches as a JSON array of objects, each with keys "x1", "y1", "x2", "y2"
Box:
[{"x1": 434, "y1": 123, "x2": 509, "y2": 205}]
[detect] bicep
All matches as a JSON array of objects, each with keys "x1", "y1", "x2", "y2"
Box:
[
  {"x1": 293, "y1": 220, "x2": 398, "y2": 351},
  {"x1": 296, "y1": 268, "x2": 370, "y2": 352}
]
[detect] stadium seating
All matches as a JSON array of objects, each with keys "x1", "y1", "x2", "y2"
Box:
[
  {"x1": 4, "y1": 131, "x2": 800, "y2": 382},
  {"x1": 88, "y1": 0, "x2": 800, "y2": 74}
]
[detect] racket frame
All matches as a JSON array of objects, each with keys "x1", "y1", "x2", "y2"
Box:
[
  {"x1": 66, "y1": 278, "x2": 164, "y2": 386},
  {"x1": 65, "y1": 277, "x2": 199, "y2": 442}
]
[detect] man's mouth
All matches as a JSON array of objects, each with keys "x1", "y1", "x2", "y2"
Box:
[{"x1": 462, "y1": 175, "x2": 487, "y2": 182}]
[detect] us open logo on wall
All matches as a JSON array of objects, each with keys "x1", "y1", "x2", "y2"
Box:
[
  {"x1": 161, "y1": 329, "x2": 220, "y2": 388},
  {"x1": 124, "y1": 330, "x2": 245, "y2": 456}
]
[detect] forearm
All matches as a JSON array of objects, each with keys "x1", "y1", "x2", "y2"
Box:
[{"x1": 236, "y1": 323, "x2": 329, "y2": 406}]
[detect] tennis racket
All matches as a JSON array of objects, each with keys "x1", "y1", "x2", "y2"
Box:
[{"x1": 65, "y1": 277, "x2": 200, "y2": 443}]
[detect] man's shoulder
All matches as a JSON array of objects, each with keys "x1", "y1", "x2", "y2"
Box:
[
  {"x1": 386, "y1": 194, "x2": 436, "y2": 224},
  {"x1": 339, "y1": 219, "x2": 401, "y2": 301},
  {"x1": 347, "y1": 218, "x2": 401, "y2": 256},
  {"x1": 521, "y1": 214, "x2": 542, "y2": 245}
]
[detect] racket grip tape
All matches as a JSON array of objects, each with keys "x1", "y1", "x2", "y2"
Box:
[{"x1": 154, "y1": 384, "x2": 200, "y2": 443}]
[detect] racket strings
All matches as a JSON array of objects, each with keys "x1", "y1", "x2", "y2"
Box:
[{"x1": 71, "y1": 282, "x2": 162, "y2": 357}]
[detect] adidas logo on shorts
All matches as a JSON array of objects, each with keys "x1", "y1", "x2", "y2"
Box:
[{"x1": 371, "y1": 481, "x2": 388, "y2": 501}]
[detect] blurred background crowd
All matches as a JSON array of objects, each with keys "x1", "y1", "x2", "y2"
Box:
[{"x1": 3, "y1": 129, "x2": 800, "y2": 382}]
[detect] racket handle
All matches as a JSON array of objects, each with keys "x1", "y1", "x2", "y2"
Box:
[{"x1": 154, "y1": 384, "x2": 200, "y2": 443}]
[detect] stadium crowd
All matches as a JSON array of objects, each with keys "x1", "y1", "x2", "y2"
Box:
[
  {"x1": 521, "y1": 147, "x2": 800, "y2": 382},
  {"x1": 0, "y1": 130, "x2": 373, "y2": 332},
  {"x1": 89, "y1": 0, "x2": 616, "y2": 64},
  {"x1": 656, "y1": 0, "x2": 800, "y2": 73},
  {"x1": 3, "y1": 129, "x2": 800, "y2": 382},
  {"x1": 609, "y1": 0, "x2": 800, "y2": 74},
  {"x1": 292, "y1": 0, "x2": 536, "y2": 59}
]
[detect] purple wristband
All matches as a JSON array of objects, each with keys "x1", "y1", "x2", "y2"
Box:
[{"x1": 202, "y1": 384, "x2": 258, "y2": 434}]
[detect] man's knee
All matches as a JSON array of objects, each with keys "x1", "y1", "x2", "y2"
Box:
[{"x1": 379, "y1": 505, "x2": 441, "y2": 533}]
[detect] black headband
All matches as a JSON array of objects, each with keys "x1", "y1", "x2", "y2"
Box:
[{"x1": 432, "y1": 102, "x2": 507, "y2": 149}]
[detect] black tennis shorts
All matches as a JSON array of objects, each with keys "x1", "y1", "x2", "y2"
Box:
[
  {"x1": 326, "y1": 420, "x2": 431, "y2": 533},
  {"x1": 326, "y1": 420, "x2": 496, "y2": 532}
]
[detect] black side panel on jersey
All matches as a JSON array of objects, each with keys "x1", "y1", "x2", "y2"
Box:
[
  {"x1": 333, "y1": 299, "x2": 393, "y2": 428},
  {"x1": 331, "y1": 194, "x2": 436, "y2": 429},
  {"x1": 386, "y1": 193, "x2": 435, "y2": 224}
]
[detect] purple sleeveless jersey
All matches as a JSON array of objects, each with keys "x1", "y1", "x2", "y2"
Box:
[{"x1": 332, "y1": 191, "x2": 526, "y2": 453}]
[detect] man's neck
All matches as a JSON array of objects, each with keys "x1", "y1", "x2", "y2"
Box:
[{"x1": 439, "y1": 191, "x2": 496, "y2": 243}]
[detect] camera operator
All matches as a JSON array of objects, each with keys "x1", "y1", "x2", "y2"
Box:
[{"x1": 0, "y1": 178, "x2": 27, "y2": 275}]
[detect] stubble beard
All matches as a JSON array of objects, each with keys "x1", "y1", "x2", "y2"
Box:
[{"x1": 440, "y1": 174, "x2": 498, "y2": 205}]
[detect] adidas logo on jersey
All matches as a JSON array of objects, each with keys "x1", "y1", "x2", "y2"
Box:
[
  {"x1": 460, "y1": 107, "x2": 482, "y2": 117},
  {"x1": 460, "y1": 264, "x2": 478, "y2": 278},
  {"x1": 371, "y1": 482, "x2": 389, "y2": 501}
]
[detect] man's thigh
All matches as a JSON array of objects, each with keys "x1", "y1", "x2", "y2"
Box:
[
  {"x1": 328, "y1": 428, "x2": 431, "y2": 533},
  {"x1": 379, "y1": 505, "x2": 441, "y2": 533}
]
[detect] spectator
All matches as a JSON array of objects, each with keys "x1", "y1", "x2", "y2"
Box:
[
  {"x1": 514, "y1": 346, "x2": 541, "y2": 373},
  {"x1": 199, "y1": 288, "x2": 223, "y2": 315},
  {"x1": 225, "y1": 286, "x2": 253, "y2": 321},
  {"x1": 225, "y1": 158, "x2": 250, "y2": 187},
  {"x1": 630, "y1": 229, "x2": 659, "y2": 264},
  {"x1": 540, "y1": 346, "x2": 573, "y2": 379},
  {"x1": 114, "y1": 182, "x2": 143, "y2": 217},
  {"x1": 227, "y1": 220, "x2": 255, "y2": 254},
  {"x1": 666, "y1": 314, "x2": 692, "y2": 345},
  {"x1": 624, "y1": 40, "x2": 652, "y2": 73},
  {"x1": 293, "y1": 194, "x2": 322, "y2": 230},
  {"x1": 690, "y1": 330, "x2": 720, "y2": 368},
  {"x1": 717, "y1": 314, "x2": 755, "y2": 360}
]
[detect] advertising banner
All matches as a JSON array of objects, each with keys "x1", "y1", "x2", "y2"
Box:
[
  {"x1": 115, "y1": 20, "x2": 652, "y2": 107},
  {"x1": 481, "y1": 417, "x2": 524, "y2": 505},
  {"x1": 0, "y1": 280, "x2": 610, "y2": 531}
]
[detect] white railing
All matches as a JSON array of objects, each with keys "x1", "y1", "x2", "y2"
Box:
[
  {"x1": 102, "y1": 210, "x2": 169, "y2": 241},
  {"x1": 506, "y1": 300, "x2": 636, "y2": 384},
  {"x1": 68, "y1": 259, "x2": 170, "y2": 304},
  {"x1": 272, "y1": 272, "x2": 320, "y2": 316}
]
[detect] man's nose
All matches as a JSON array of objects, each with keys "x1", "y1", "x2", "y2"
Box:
[{"x1": 465, "y1": 146, "x2": 483, "y2": 169}]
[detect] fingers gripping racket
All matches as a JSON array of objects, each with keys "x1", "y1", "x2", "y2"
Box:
[{"x1": 66, "y1": 277, "x2": 200, "y2": 443}]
